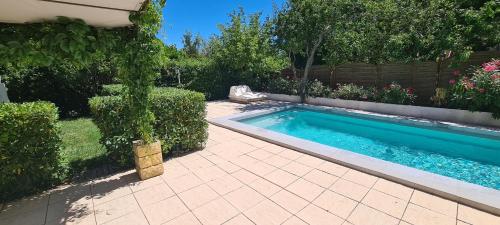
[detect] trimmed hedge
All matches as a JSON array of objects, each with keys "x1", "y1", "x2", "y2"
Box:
[
  {"x1": 89, "y1": 88, "x2": 208, "y2": 166},
  {"x1": 100, "y1": 84, "x2": 124, "y2": 96},
  {"x1": 0, "y1": 102, "x2": 62, "y2": 201}
]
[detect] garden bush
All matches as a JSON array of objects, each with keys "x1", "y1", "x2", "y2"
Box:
[
  {"x1": 332, "y1": 83, "x2": 374, "y2": 101},
  {"x1": 378, "y1": 82, "x2": 416, "y2": 105},
  {"x1": 157, "y1": 58, "x2": 233, "y2": 100},
  {"x1": 0, "y1": 102, "x2": 62, "y2": 201},
  {"x1": 448, "y1": 59, "x2": 500, "y2": 118},
  {"x1": 90, "y1": 88, "x2": 208, "y2": 166},
  {"x1": 306, "y1": 79, "x2": 332, "y2": 98},
  {"x1": 100, "y1": 84, "x2": 124, "y2": 96},
  {"x1": 265, "y1": 76, "x2": 300, "y2": 95},
  {"x1": 1, "y1": 60, "x2": 115, "y2": 118}
]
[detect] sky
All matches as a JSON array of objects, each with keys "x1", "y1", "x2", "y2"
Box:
[{"x1": 160, "y1": 0, "x2": 285, "y2": 48}]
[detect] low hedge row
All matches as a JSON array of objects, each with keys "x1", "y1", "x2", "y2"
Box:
[
  {"x1": 0, "y1": 102, "x2": 62, "y2": 201},
  {"x1": 89, "y1": 87, "x2": 208, "y2": 166}
]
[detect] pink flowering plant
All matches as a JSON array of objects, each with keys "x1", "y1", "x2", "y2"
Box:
[
  {"x1": 448, "y1": 59, "x2": 500, "y2": 118},
  {"x1": 378, "y1": 82, "x2": 417, "y2": 105}
]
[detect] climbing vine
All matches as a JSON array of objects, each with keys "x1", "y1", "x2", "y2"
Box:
[{"x1": 0, "y1": 0, "x2": 166, "y2": 143}]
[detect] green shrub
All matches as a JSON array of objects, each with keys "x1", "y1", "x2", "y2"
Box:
[
  {"x1": 89, "y1": 88, "x2": 208, "y2": 166},
  {"x1": 448, "y1": 59, "x2": 500, "y2": 118},
  {"x1": 307, "y1": 79, "x2": 332, "y2": 98},
  {"x1": 378, "y1": 82, "x2": 417, "y2": 105},
  {"x1": 265, "y1": 77, "x2": 300, "y2": 95},
  {"x1": 158, "y1": 58, "x2": 232, "y2": 100},
  {"x1": 0, "y1": 102, "x2": 62, "y2": 201},
  {"x1": 100, "y1": 84, "x2": 124, "y2": 96},
  {"x1": 332, "y1": 83, "x2": 374, "y2": 101},
  {"x1": 1, "y1": 60, "x2": 115, "y2": 118}
]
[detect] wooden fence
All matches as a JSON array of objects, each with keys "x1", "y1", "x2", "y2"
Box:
[{"x1": 282, "y1": 51, "x2": 500, "y2": 103}]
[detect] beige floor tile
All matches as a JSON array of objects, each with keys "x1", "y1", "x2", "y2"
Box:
[
  {"x1": 232, "y1": 169, "x2": 260, "y2": 184},
  {"x1": 342, "y1": 170, "x2": 378, "y2": 188},
  {"x1": 247, "y1": 149, "x2": 275, "y2": 160},
  {"x1": 94, "y1": 194, "x2": 140, "y2": 224},
  {"x1": 207, "y1": 174, "x2": 244, "y2": 195},
  {"x1": 347, "y1": 204, "x2": 399, "y2": 225},
  {"x1": 217, "y1": 161, "x2": 241, "y2": 173},
  {"x1": 192, "y1": 165, "x2": 227, "y2": 182},
  {"x1": 264, "y1": 169, "x2": 299, "y2": 187},
  {"x1": 372, "y1": 179, "x2": 413, "y2": 201},
  {"x1": 162, "y1": 162, "x2": 191, "y2": 180},
  {"x1": 295, "y1": 155, "x2": 325, "y2": 168},
  {"x1": 1, "y1": 193, "x2": 50, "y2": 217},
  {"x1": 230, "y1": 155, "x2": 259, "y2": 169},
  {"x1": 278, "y1": 149, "x2": 305, "y2": 160},
  {"x1": 178, "y1": 184, "x2": 219, "y2": 210},
  {"x1": 48, "y1": 183, "x2": 92, "y2": 205},
  {"x1": 456, "y1": 221, "x2": 470, "y2": 225},
  {"x1": 164, "y1": 172, "x2": 203, "y2": 193},
  {"x1": 261, "y1": 144, "x2": 288, "y2": 154},
  {"x1": 297, "y1": 204, "x2": 344, "y2": 225},
  {"x1": 163, "y1": 212, "x2": 201, "y2": 225},
  {"x1": 133, "y1": 183, "x2": 175, "y2": 207},
  {"x1": 92, "y1": 179, "x2": 133, "y2": 206},
  {"x1": 282, "y1": 161, "x2": 313, "y2": 177},
  {"x1": 222, "y1": 214, "x2": 254, "y2": 225},
  {"x1": 243, "y1": 161, "x2": 277, "y2": 177},
  {"x1": 361, "y1": 189, "x2": 407, "y2": 218},
  {"x1": 128, "y1": 176, "x2": 164, "y2": 193},
  {"x1": 224, "y1": 186, "x2": 265, "y2": 211},
  {"x1": 142, "y1": 195, "x2": 189, "y2": 225},
  {"x1": 237, "y1": 136, "x2": 273, "y2": 148},
  {"x1": 402, "y1": 203, "x2": 455, "y2": 225},
  {"x1": 178, "y1": 156, "x2": 214, "y2": 171},
  {"x1": 193, "y1": 198, "x2": 239, "y2": 225},
  {"x1": 286, "y1": 179, "x2": 325, "y2": 202},
  {"x1": 410, "y1": 190, "x2": 457, "y2": 218},
  {"x1": 303, "y1": 169, "x2": 339, "y2": 188},
  {"x1": 313, "y1": 190, "x2": 358, "y2": 219},
  {"x1": 282, "y1": 216, "x2": 308, "y2": 225},
  {"x1": 330, "y1": 179, "x2": 369, "y2": 201},
  {"x1": 270, "y1": 189, "x2": 308, "y2": 214},
  {"x1": 1, "y1": 208, "x2": 48, "y2": 225},
  {"x1": 457, "y1": 204, "x2": 500, "y2": 225},
  {"x1": 101, "y1": 210, "x2": 148, "y2": 225},
  {"x1": 45, "y1": 195, "x2": 94, "y2": 224},
  {"x1": 248, "y1": 177, "x2": 282, "y2": 197},
  {"x1": 317, "y1": 162, "x2": 349, "y2": 177},
  {"x1": 262, "y1": 154, "x2": 292, "y2": 168},
  {"x1": 244, "y1": 199, "x2": 291, "y2": 225}
]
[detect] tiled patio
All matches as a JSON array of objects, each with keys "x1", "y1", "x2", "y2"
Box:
[{"x1": 1, "y1": 100, "x2": 499, "y2": 225}]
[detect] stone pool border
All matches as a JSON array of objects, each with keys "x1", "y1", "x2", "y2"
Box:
[{"x1": 208, "y1": 104, "x2": 500, "y2": 215}]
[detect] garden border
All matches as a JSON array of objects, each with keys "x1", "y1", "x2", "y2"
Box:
[
  {"x1": 263, "y1": 93, "x2": 500, "y2": 128},
  {"x1": 209, "y1": 103, "x2": 500, "y2": 215}
]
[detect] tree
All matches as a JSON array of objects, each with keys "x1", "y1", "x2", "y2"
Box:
[
  {"x1": 274, "y1": 0, "x2": 361, "y2": 102},
  {"x1": 209, "y1": 8, "x2": 286, "y2": 88},
  {"x1": 181, "y1": 31, "x2": 204, "y2": 57}
]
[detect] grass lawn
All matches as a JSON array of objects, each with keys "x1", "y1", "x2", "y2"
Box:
[{"x1": 59, "y1": 118, "x2": 108, "y2": 179}]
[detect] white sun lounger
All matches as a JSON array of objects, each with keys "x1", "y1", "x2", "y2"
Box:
[{"x1": 228, "y1": 85, "x2": 267, "y2": 103}]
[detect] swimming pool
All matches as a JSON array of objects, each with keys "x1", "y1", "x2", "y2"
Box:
[{"x1": 239, "y1": 107, "x2": 500, "y2": 190}]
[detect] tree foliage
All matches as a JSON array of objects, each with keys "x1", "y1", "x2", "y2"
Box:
[{"x1": 181, "y1": 31, "x2": 204, "y2": 57}]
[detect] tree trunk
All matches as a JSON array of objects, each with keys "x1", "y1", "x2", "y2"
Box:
[
  {"x1": 299, "y1": 53, "x2": 315, "y2": 102},
  {"x1": 298, "y1": 29, "x2": 328, "y2": 102}
]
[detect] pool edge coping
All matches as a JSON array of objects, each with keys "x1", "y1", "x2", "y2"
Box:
[{"x1": 208, "y1": 103, "x2": 500, "y2": 216}]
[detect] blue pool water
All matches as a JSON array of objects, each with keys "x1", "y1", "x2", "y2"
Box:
[{"x1": 239, "y1": 108, "x2": 500, "y2": 190}]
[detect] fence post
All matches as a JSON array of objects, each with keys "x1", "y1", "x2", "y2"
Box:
[
  {"x1": 411, "y1": 61, "x2": 416, "y2": 87},
  {"x1": 376, "y1": 64, "x2": 382, "y2": 88}
]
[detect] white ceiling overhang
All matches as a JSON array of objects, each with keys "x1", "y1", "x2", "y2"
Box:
[{"x1": 0, "y1": 0, "x2": 147, "y2": 28}]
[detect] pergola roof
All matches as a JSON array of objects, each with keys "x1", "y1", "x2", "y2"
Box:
[{"x1": 0, "y1": 0, "x2": 146, "y2": 27}]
